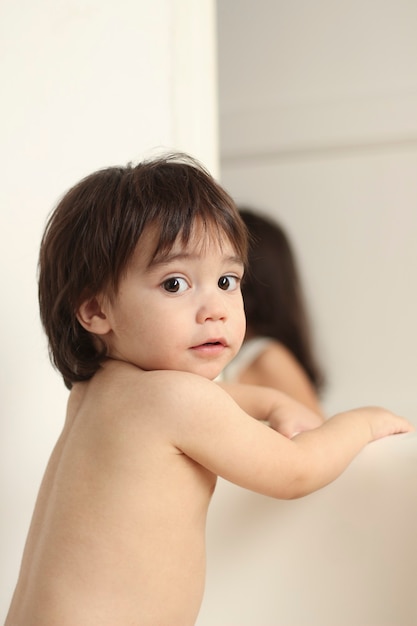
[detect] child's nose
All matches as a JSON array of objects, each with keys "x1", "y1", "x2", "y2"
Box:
[{"x1": 196, "y1": 292, "x2": 227, "y2": 324}]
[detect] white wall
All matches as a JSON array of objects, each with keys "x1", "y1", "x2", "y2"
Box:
[
  {"x1": 217, "y1": 0, "x2": 417, "y2": 419},
  {"x1": 0, "y1": 0, "x2": 217, "y2": 618}
]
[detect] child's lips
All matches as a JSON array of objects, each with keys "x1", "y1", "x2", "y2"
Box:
[{"x1": 191, "y1": 338, "x2": 228, "y2": 356}]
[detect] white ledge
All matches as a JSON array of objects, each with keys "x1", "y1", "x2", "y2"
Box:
[{"x1": 197, "y1": 432, "x2": 417, "y2": 626}]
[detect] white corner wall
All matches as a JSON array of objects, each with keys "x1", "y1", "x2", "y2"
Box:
[
  {"x1": 0, "y1": 0, "x2": 217, "y2": 619},
  {"x1": 217, "y1": 0, "x2": 417, "y2": 420}
]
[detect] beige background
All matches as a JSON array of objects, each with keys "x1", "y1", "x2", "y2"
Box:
[{"x1": 217, "y1": 0, "x2": 417, "y2": 419}]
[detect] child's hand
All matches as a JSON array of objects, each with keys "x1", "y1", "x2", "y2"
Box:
[{"x1": 336, "y1": 406, "x2": 415, "y2": 441}]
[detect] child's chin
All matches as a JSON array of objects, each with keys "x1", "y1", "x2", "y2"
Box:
[
  {"x1": 192, "y1": 364, "x2": 224, "y2": 381},
  {"x1": 207, "y1": 366, "x2": 226, "y2": 382}
]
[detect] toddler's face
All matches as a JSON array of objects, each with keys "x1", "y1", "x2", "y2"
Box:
[{"x1": 100, "y1": 224, "x2": 246, "y2": 380}]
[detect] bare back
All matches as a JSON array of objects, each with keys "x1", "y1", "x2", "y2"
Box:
[{"x1": 6, "y1": 361, "x2": 216, "y2": 626}]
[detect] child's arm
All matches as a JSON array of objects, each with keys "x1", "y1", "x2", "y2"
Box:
[
  {"x1": 218, "y1": 381, "x2": 324, "y2": 437},
  {"x1": 160, "y1": 372, "x2": 414, "y2": 500}
]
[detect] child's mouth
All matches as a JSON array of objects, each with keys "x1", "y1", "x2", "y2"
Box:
[{"x1": 191, "y1": 339, "x2": 227, "y2": 356}]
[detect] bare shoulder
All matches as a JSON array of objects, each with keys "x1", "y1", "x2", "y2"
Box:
[
  {"x1": 240, "y1": 340, "x2": 323, "y2": 415},
  {"x1": 243, "y1": 340, "x2": 305, "y2": 383},
  {"x1": 256, "y1": 342, "x2": 317, "y2": 393},
  {"x1": 77, "y1": 359, "x2": 226, "y2": 437},
  {"x1": 94, "y1": 359, "x2": 219, "y2": 405},
  {"x1": 61, "y1": 362, "x2": 225, "y2": 504}
]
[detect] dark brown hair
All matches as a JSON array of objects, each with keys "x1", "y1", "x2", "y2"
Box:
[
  {"x1": 38, "y1": 153, "x2": 247, "y2": 388},
  {"x1": 239, "y1": 208, "x2": 325, "y2": 391}
]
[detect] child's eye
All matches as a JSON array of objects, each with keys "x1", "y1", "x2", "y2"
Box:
[
  {"x1": 162, "y1": 277, "x2": 189, "y2": 293},
  {"x1": 218, "y1": 275, "x2": 239, "y2": 291}
]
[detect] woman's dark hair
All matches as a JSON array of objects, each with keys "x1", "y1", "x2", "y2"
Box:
[
  {"x1": 38, "y1": 153, "x2": 247, "y2": 389},
  {"x1": 239, "y1": 208, "x2": 325, "y2": 391}
]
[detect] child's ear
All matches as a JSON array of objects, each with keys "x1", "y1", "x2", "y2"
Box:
[{"x1": 76, "y1": 296, "x2": 111, "y2": 335}]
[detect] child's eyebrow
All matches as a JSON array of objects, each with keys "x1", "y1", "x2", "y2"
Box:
[{"x1": 149, "y1": 252, "x2": 244, "y2": 268}]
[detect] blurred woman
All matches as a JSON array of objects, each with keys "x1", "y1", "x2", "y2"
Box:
[{"x1": 222, "y1": 208, "x2": 325, "y2": 418}]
